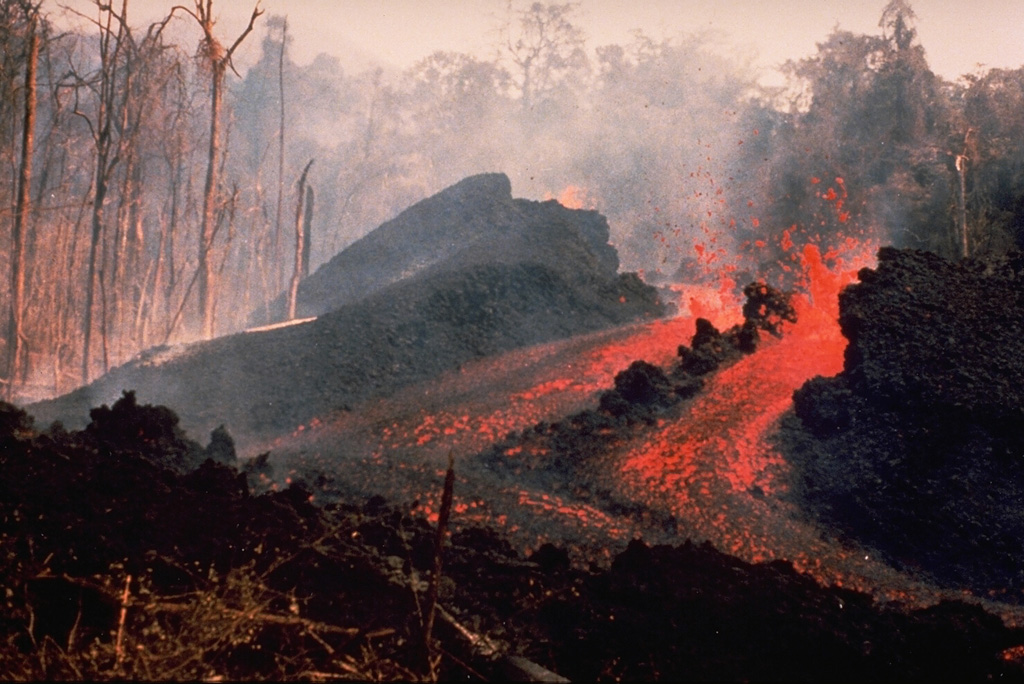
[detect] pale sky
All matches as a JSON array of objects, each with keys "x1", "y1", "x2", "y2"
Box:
[{"x1": 49, "y1": 0, "x2": 1024, "y2": 83}]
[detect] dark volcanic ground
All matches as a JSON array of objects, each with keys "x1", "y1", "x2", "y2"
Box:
[
  {"x1": 783, "y1": 247, "x2": 1024, "y2": 599},
  {"x1": 4, "y1": 395, "x2": 1024, "y2": 681}
]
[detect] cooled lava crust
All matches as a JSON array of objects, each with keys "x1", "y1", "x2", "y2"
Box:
[{"x1": 786, "y1": 247, "x2": 1024, "y2": 598}]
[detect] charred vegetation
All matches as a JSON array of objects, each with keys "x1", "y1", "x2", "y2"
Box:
[{"x1": 2, "y1": 396, "x2": 1023, "y2": 681}]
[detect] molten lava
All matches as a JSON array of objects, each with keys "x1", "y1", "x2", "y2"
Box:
[
  {"x1": 280, "y1": 231, "x2": 1024, "y2": 619},
  {"x1": 609, "y1": 238, "x2": 963, "y2": 601},
  {"x1": 546, "y1": 185, "x2": 591, "y2": 210}
]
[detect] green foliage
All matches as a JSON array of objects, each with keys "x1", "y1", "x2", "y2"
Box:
[
  {"x1": 729, "y1": 0, "x2": 1024, "y2": 267},
  {"x1": 961, "y1": 68, "x2": 1024, "y2": 252}
]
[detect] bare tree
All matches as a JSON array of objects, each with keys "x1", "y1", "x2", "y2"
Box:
[
  {"x1": 113, "y1": 31, "x2": 191, "y2": 355},
  {"x1": 954, "y1": 128, "x2": 977, "y2": 258},
  {"x1": 286, "y1": 159, "x2": 313, "y2": 320},
  {"x1": 301, "y1": 183, "x2": 313, "y2": 279},
  {"x1": 174, "y1": 0, "x2": 263, "y2": 339},
  {"x1": 150, "y1": 64, "x2": 198, "y2": 347},
  {"x1": 502, "y1": 1, "x2": 586, "y2": 114},
  {"x1": 4, "y1": 1, "x2": 39, "y2": 401},
  {"x1": 72, "y1": 0, "x2": 132, "y2": 383},
  {"x1": 273, "y1": 16, "x2": 287, "y2": 294},
  {"x1": 67, "y1": 0, "x2": 188, "y2": 382}
]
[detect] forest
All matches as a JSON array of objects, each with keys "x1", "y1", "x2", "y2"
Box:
[{"x1": 2, "y1": 0, "x2": 1023, "y2": 403}]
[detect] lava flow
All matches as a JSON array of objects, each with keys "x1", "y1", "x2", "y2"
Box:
[
  {"x1": 604, "y1": 240, "x2": 974, "y2": 607},
  {"x1": 280, "y1": 235, "x2": 1024, "y2": 618}
]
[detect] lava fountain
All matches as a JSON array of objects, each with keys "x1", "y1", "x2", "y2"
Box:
[{"x1": 607, "y1": 237, "x2": 974, "y2": 605}]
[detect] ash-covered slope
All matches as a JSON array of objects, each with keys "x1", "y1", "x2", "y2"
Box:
[
  {"x1": 784, "y1": 247, "x2": 1024, "y2": 596},
  {"x1": 253, "y1": 172, "x2": 620, "y2": 324},
  {"x1": 29, "y1": 174, "x2": 663, "y2": 446}
]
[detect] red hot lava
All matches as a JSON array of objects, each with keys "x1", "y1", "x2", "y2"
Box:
[
  {"x1": 609, "y1": 238, "x2": 971, "y2": 604},
  {"x1": 283, "y1": 228, "x2": 1024, "y2": 618}
]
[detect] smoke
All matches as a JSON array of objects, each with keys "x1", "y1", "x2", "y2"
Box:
[
  {"x1": 15, "y1": 0, "x2": 1009, "y2": 403},
  {"x1": 226, "y1": 5, "x2": 924, "y2": 317},
  {"x1": 225, "y1": 14, "x2": 764, "y2": 304}
]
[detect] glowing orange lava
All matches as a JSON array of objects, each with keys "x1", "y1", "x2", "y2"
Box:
[
  {"x1": 270, "y1": 316, "x2": 697, "y2": 470},
  {"x1": 545, "y1": 185, "x2": 591, "y2": 210},
  {"x1": 361, "y1": 238, "x2": 904, "y2": 582},
  {"x1": 275, "y1": 225, "x2": 1024, "y2": 624},
  {"x1": 609, "y1": 238, "x2": 960, "y2": 597}
]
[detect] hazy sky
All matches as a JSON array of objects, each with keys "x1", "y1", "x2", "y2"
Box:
[{"x1": 50, "y1": 0, "x2": 1024, "y2": 83}]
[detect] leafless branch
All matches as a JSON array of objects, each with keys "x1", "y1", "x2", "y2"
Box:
[{"x1": 224, "y1": 3, "x2": 264, "y2": 77}]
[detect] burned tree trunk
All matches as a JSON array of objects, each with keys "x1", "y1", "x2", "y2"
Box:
[
  {"x1": 197, "y1": 55, "x2": 224, "y2": 340},
  {"x1": 186, "y1": 0, "x2": 263, "y2": 339},
  {"x1": 274, "y1": 16, "x2": 287, "y2": 295},
  {"x1": 5, "y1": 10, "x2": 37, "y2": 401},
  {"x1": 83, "y1": 168, "x2": 109, "y2": 383},
  {"x1": 286, "y1": 159, "x2": 314, "y2": 321},
  {"x1": 79, "y1": 0, "x2": 132, "y2": 384},
  {"x1": 301, "y1": 184, "x2": 313, "y2": 279},
  {"x1": 955, "y1": 153, "x2": 969, "y2": 259},
  {"x1": 953, "y1": 128, "x2": 976, "y2": 259}
]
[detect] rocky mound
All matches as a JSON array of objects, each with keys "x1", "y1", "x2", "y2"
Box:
[
  {"x1": 783, "y1": 247, "x2": 1024, "y2": 596},
  {"x1": 254, "y1": 172, "x2": 621, "y2": 324},
  {"x1": 3, "y1": 398, "x2": 1022, "y2": 681},
  {"x1": 28, "y1": 174, "x2": 663, "y2": 446}
]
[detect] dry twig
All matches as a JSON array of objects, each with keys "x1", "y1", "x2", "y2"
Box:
[
  {"x1": 422, "y1": 451, "x2": 455, "y2": 678},
  {"x1": 114, "y1": 573, "x2": 132, "y2": 668}
]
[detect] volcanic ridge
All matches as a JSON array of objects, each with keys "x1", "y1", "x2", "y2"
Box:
[{"x1": 28, "y1": 173, "x2": 663, "y2": 447}]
